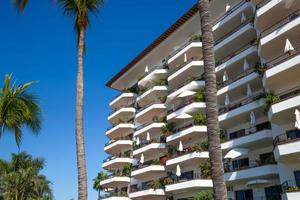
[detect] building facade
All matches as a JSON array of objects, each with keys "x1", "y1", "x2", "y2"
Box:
[{"x1": 100, "y1": 0, "x2": 300, "y2": 199}]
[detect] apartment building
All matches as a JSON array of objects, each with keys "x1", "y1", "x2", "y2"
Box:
[{"x1": 100, "y1": 0, "x2": 300, "y2": 199}]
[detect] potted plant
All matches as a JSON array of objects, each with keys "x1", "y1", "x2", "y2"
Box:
[
  {"x1": 255, "y1": 62, "x2": 267, "y2": 76},
  {"x1": 193, "y1": 89, "x2": 205, "y2": 102},
  {"x1": 193, "y1": 111, "x2": 207, "y2": 125},
  {"x1": 148, "y1": 180, "x2": 162, "y2": 190},
  {"x1": 163, "y1": 176, "x2": 174, "y2": 185},
  {"x1": 265, "y1": 91, "x2": 280, "y2": 112},
  {"x1": 161, "y1": 122, "x2": 175, "y2": 136}
]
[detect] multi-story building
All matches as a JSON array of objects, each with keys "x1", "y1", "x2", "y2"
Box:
[{"x1": 100, "y1": 0, "x2": 300, "y2": 199}]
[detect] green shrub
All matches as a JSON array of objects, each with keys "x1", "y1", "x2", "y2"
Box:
[
  {"x1": 191, "y1": 191, "x2": 213, "y2": 200},
  {"x1": 193, "y1": 89, "x2": 205, "y2": 102},
  {"x1": 151, "y1": 159, "x2": 161, "y2": 165},
  {"x1": 148, "y1": 180, "x2": 162, "y2": 190},
  {"x1": 193, "y1": 140, "x2": 209, "y2": 151},
  {"x1": 122, "y1": 163, "x2": 132, "y2": 176},
  {"x1": 154, "y1": 78, "x2": 168, "y2": 86},
  {"x1": 189, "y1": 34, "x2": 202, "y2": 42},
  {"x1": 193, "y1": 111, "x2": 207, "y2": 125},
  {"x1": 161, "y1": 122, "x2": 175, "y2": 135},
  {"x1": 163, "y1": 176, "x2": 174, "y2": 185},
  {"x1": 265, "y1": 91, "x2": 280, "y2": 112},
  {"x1": 199, "y1": 159, "x2": 212, "y2": 179}
]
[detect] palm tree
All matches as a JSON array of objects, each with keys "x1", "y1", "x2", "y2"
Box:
[
  {"x1": 0, "y1": 152, "x2": 53, "y2": 200},
  {"x1": 197, "y1": 1, "x2": 227, "y2": 199},
  {"x1": 57, "y1": 1, "x2": 104, "y2": 199},
  {"x1": 93, "y1": 171, "x2": 108, "y2": 199},
  {"x1": 0, "y1": 74, "x2": 42, "y2": 147}
]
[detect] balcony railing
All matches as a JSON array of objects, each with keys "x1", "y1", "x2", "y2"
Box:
[
  {"x1": 218, "y1": 90, "x2": 266, "y2": 115},
  {"x1": 165, "y1": 172, "x2": 209, "y2": 186},
  {"x1": 282, "y1": 179, "x2": 300, "y2": 193},
  {"x1": 103, "y1": 152, "x2": 131, "y2": 163},
  {"x1": 261, "y1": 10, "x2": 300, "y2": 38},
  {"x1": 133, "y1": 137, "x2": 166, "y2": 150},
  {"x1": 135, "y1": 119, "x2": 166, "y2": 131},
  {"x1": 139, "y1": 65, "x2": 166, "y2": 80},
  {"x1": 168, "y1": 57, "x2": 202, "y2": 77},
  {"x1": 224, "y1": 159, "x2": 276, "y2": 173},
  {"x1": 217, "y1": 67, "x2": 256, "y2": 89},
  {"x1": 273, "y1": 131, "x2": 300, "y2": 146},
  {"x1": 130, "y1": 179, "x2": 165, "y2": 193},
  {"x1": 266, "y1": 47, "x2": 300, "y2": 69},
  {"x1": 167, "y1": 36, "x2": 202, "y2": 60},
  {"x1": 138, "y1": 83, "x2": 168, "y2": 97},
  {"x1": 277, "y1": 86, "x2": 300, "y2": 103},
  {"x1": 132, "y1": 159, "x2": 163, "y2": 171},
  {"x1": 214, "y1": 19, "x2": 254, "y2": 46},
  {"x1": 213, "y1": 0, "x2": 250, "y2": 26},
  {"x1": 168, "y1": 76, "x2": 204, "y2": 94},
  {"x1": 256, "y1": 0, "x2": 271, "y2": 9},
  {"x1": 167, "y1": 98, "x2": 199, "y2": 115},
  {"x1": 106, "y1": 119, "x2": 134, "y2": 130},
  {"x1": 109, "y1": 106, "x2": 135, "y2": 116},
  {"x1": 224, "y1": 121, "x2": 271, "y2": 142},
  {"x1": 100, "y1": 191, "x2": 128, "y2": 199},
  {"x1": 215, "y1": 40, "x2": 258, "y2": 66},
  {"x1": 136, "y1": 100, "x2": 165, "y2": 114}
]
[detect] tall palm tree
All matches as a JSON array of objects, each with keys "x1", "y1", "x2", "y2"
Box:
[
  {"x1": 93, "y1": 171, "x2": 108, "y2": 199},
  {"x1": 0, "y1": 74, "x2": 42, "y2": 147},
  {"x1": 197, "y1": 1, "x2": 227, "y2": 199},
  {"x1": 57, "y1": 1, "x2": 103, "y2": 200}
]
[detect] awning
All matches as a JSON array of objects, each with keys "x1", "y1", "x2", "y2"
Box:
[{"x1": 224, "y1": 148, "x2": 249, "y2": 159}]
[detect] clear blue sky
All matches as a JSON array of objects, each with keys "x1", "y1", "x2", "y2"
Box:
[{"x1": 0, "y1": 0, "x2": 195, "y2": 199}]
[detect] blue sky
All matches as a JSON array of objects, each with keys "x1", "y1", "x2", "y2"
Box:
[{"x1": 0, "y1": 0, "x2": 195, "y2": 199}]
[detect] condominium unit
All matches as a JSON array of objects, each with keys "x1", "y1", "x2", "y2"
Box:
[{"x1": 100, "y1": 0, "x2": 300, "y2": 199}]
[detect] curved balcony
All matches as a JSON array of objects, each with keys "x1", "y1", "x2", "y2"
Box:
[
  {"x1": 213, "y1": 1, "x2": 255, "y2": 42},
  {"x1": 100, "y1": 196, "x2": 130, "y2": 200},
  {"x1": 100, "y1": 175, "x2": 131, "y2": 188},
  {"x1": 221, "y1": 121, "x2": 272, "y2": 151},
  {"x1": 167, "y1": 101, "x2": 206, "y2": 122},
  {"x1": 131, "y1": 161, "x2": 166, "y2": 179},
  {"x1": 166, "y1": 150, "x2": 209, "y2": 168},
  {"x1": 129, "y1": 186, "x2": 165, "y2": 200},
  {"x1": 273, "y1": 131, "x2": 300, "y2": 162},
  {"x1": 102, "y1": 157, "x2": 133, "y2": 171},
  {"x1": 106, "y1": 123, "x2": 135, "y2": 140},
  {"x1": 281, "y1": 179, "x2": 300, "y2": 200},
  {"x1": 268, "y1": 86, "x2": 300, "y2": 124},
  {"x1": 135, "y1": 102, "x2": 167, "y2": 124},
  {"x1": 164, "y1": 172, "x2": 212, "y2": 193},
  {"x1": 219, "y1": 93, "x2": 266, "y2": 129},
  {"x1": 108, "y1": 107, "x2": 136, "y2": 125},
  {"x1": 134, "y1": 122, "x2": 165, "y2": 139},
  {"x1": 138, "y1": 67, "x2": 168, "y2": 88},
  {"x1": 260, "y1": 10, "x2": 300, "y2": 60},
  {"x1": 168, "y1": 58, "x2": 204, "y2": 90},
  {"x1": 109, "y1": 92, "x2": 136, "y2": 110},
  {"x1": 104, "y1": 139, "x2": 133, "y2": 155},
  {"x1": 133, "y1": 141, "x2": 166, "y2": 158},
  {"x1": 264, "y1": 47, "x2": 300, "y2": 92},
  {"x1": 137, "y1": 85, "x2": 168, "y2": 108}
]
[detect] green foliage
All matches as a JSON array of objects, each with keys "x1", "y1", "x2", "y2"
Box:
[
  {"x1": 122, "y1": 163, "x2": 132, "y2": 176},
  {"x1": 0, "y1": 152, "x2": 53, "y2": 200},
  {"x1": 154, "y1": 78, "x2": 168, "y2": 86},
  {"x1": 151, "y1": 159, "x2": 161, "y2": 165},
  {"x1": 163, "y1": 176, "x2": 174, "y2": 185},
  {"x1": 265, "y1": 91, "x2": 280, "y2": 112},
  {"x1": 193, "y1": 140, "x2": 209, "y2": 151},
  {"x1": 193, "y1": 89, "x2": 205, "y2": 102},
  {"x1": 0, "y1": 74, "x2": 42, "y2": 147},
  {"x1": 167, "y1": 145, "x2": 177, "y2": 156},
  {"x1": 189, "y1": 35, "x2": 202, "y2": 42},
  {"x1": 190, "y1": 191, "x2": 213, "y2": 200},
  {"x1": 148, "y1": 179, "x2": 162, "y2": 190},
  {"x1": 159, "y1": 95, "x2": 167, "y2": 103},
  {"x1": 199, "y1": 159, "x2": 212, "y2": 179},
  {"x1": 93, "y1": 171, "x2": 108, "y2": 192},
  {"x1": 161, "y1": 122, "x2": 175, "y2": 135},
  {"x1": 193, "y1": 111, "x2": 207, "y2": 125},
  {"x1": 255, "y1": 62, "x2": 267, "y2": 76}
]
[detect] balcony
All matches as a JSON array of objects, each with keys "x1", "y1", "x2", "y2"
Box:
[
  {"x1": 106, "y1": 123, "x2": 135, "y2": 140},
  {"x1": 273, "y1": 131, "x2": 300, "y2": 161},
  {"x1": 109, "y1": 92, "x2": 136, "y2": 111},
  {"x1": 138, "y1": 66, "x2": 168, "y2": 88},
  {"x1": 221, "y1": 122, "x2": 272, "y2": 150},
  {"x1": 214, "y1": 22, "x2": 257, "y2": 62},
  {"x1": 129, "y1": 186, "x2": 165, "y2": 200},
  {"x1": 167, "y1": 37, "x2": 202, "y2": 66},
  {"x1": 166, "y1": 150, "x2": 209, "y2": 168},
  {"x1": 104, "y1": 139, "x2": 132, "y2": 155},
  {"x1": 268, "y1": 86, "x2": 300, "y2": 124},
  {"x1": 281, "y1": 180, "x2": 300, "y2": 200},
  {"x1": 102, "y1": 156, "x2": 133, "y2": 171},
  {"x1": 137, "y1": 85, "x2": 168, "y2": 108},
  {"x1": 135, "y1": 102, "x2": 167, "y2": 124},
  {"x1": 264, "y1": 47, "x2": 300, "y2": 92},
  {"x1": 100, "y1": 196, "x2": 130, "y2": 200},
  {"x1": 168, "y1": 58, "x2": 204, "y2": 90},
  {"x1": 166, "y1": 124, "x2": 207, "y2": 145},
  {"x1": 108, "y1": 107, "x2": 136, "y2": 125},
  {"x1": 213, "y1": 1, "x2": 255, "y2": 42},
  {"x1": 224, "y1": 163, "x2": 278, "y2": 183},
  {"x1": 100, "y1": 175, "x2": 131, "y2": 188},
  {"x1": 218, "y1": 92, "x2": 266, "y2": 128},
  {"x1": 164, "y1": 172, "x2": 213, "y2": 193},
  {"x1": 260, "y1": 10, "x2": 300, "y2": 60},
  {"x1": 215, "y1": 42, "x2": 258, "y2": 73},
  {"x1": 134, "y1": 122, "x2": 165, "y2": 140},
  {"x1": 167, "y1": 101, "x2": 206, "y2": 122},
  {"x1": 256, "y1": 0, "x2": 300, "y2": 30},
  {"x1": 132, "y1": 142, "x2": 166, "y2": 158},
  {"x1": 131, "y1": 161, "x2": 166, "y2": 179},
  {"x1": 100, "y1": 192, "x2": 130, "y2": 200}
]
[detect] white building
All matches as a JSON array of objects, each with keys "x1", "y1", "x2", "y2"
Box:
[{"x1": 100, "y1": 0, "x2": 300, "y2": 199}]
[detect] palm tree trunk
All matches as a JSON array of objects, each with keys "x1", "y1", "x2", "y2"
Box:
[
  {"x1": 76, "y1": 26, "x2": 88, "y2": 200},
  {"x1": 198, "y1": 1, "x2": 227, "y2": 200}
]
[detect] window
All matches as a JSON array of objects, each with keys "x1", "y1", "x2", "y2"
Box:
[
  {"x1": 265, "y1": 185, "x2": 282, "y2": 200},
  {"x1": 260, "y1": 152, "x2": 276, "y2": 165},
  {"x1": 179, "y1": 171, "x2": 193, "y2": 181},
  {"x1": 229, "y1": 129, "x2": 245, "y2": 139},
  {"x1": 295, "y1": 171, "x2": 300, "y2": 187},
  {"x1": 235, "y1": 189, "x2": 253, "y2": 200},
  {"x1": 232, "y1": 158, "x2": 249, "y2": 170},
  {"x1": 286, "y1": 129, "x2": 300, "y2": 140}
]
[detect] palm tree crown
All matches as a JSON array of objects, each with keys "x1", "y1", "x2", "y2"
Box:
[{"x1": 0, "y1": 74, "x2": 42, "y2": 147}]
